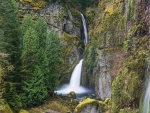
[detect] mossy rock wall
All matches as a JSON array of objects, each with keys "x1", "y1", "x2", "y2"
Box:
[{"x1": 82, "y1": 0, "x2": 148, "y2": 112}]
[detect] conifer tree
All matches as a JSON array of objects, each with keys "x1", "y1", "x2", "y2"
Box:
[
  {"x1": 21, "y1": 15, "x2": 34, "y2": 36},
  {"x1": 1, "y1": 0, "x2": 20, "y2": 63},
  {"x1": 21, "y1": 27, "x2": 47, "y2": 107},
  {"x1": 0, "y1": 0, "x2": 22, "y2": 110},
  {"x1": 45, "y1": 29, "x2": 62, "y2": 95},
  {"x1": 34, "y1": 17, "x2": 47, "y2": 47},
  {"x1": 0, "y1": 53, "x2": 11, "y2": 111},
  {"x1": 34, "y1": 17, "x2": 47, "y2": 77}
]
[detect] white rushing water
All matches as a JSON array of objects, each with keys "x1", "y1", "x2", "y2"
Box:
[
  {"x1": 141, "y1": 76, "x2": 150, "y2": 113},
  {"x1": 55, "y1": 59, "x2": 90, "y2": 94},
  {"x1": 140, "y1": 56, "x2": 150, "y2": 113},
  {"x1": 81, "y1": 14, "x2": 88, "y2": 44},
  {"x1": 55, "y1": 14, "x2": 92, "y2": 95}
]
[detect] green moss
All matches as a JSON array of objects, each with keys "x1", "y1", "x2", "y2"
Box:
[
  {"x1": 87, "y1": 0, "x2": 125, "y2": 47},
  {"x1": 119, "y1": 108, "x2": 138, "y2": 113},
  {"x1": 67, "y1": 91, "x2": 76, "y2": 99},
  {"x1": 126, "y1": 0, "x2": 139, "y2": 21},
  {"x1": 74, "y1": 98, "x2": 99, "y2": 113},
  {"x1": 74, "y1": 98, "x2": 110, "y2": 113},
  {"x1": 85, "y1": 7, "x2": 98, "y2": 30},
  {"x1": 19, "y1": 0, "x2": 47, "y2": 10},
  {"x1": 82, "y1": 44, "x2": 97, "y2": 87},
  {"x1": 0, "y1": 103, "x2": 13, "y2": 113},
  {"x1": 111, "y1": 36, "x2": 148, "y2": 113},
  {"x1": 19, "y1": 110, "x2": 29, "y2": 113}
]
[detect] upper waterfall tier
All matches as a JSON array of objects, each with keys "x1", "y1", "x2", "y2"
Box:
[{"x1": 81, "y1": 14, "x2": 88, "y2": 44}]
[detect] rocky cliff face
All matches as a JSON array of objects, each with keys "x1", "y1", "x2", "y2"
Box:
[
  {"x1": 17, "y1": 0, "x2": 82, "y2": 81},
  {"x1": 95, "y1": 50, "x2": 111, "y2": 101},
  {"x1": 84, "y1": 0, "x2": 149, "y2": 112}
]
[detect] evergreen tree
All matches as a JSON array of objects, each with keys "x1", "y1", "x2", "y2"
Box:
[
  {"x1": 45, "y1": 29, "x2": 62, "y2": 95},
  {"x1": 34, "y1": 17, "x2": 47, "y2": 77},
  {"x1": 34, "y1": 17, "x2": 47, "y2": 47},
  {"x1": 0, "y1": 0, "x2": 20, "y2": 63},
  {"x1": 0, "y1": 0, "x2": 22, "y2": 111},
  {"x1": 0, "y1": 53, "x2": 11, "y2": 111},
  {"x1": 21, "y1": 15, "x2": 34, "y2": 36},
  {"x1": 21, "y1": 27, "x2": 47, "y2": 107}
]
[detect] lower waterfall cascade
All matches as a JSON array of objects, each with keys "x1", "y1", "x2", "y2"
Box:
[{"x1": 55, "y1": 59, "x2": 93, "y2": 95}]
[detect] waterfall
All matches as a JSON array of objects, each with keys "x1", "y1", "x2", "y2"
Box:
[
  {"x1": 69, "y1": 59, "x2": 83, "y2": 88},
  {"x1": 140, "y1": 58, "x2": 150, "y2": 113},
  {"x1": 81, "y1": 14, "x2": 88, "y2": 44},
  {"x1": 55, "y1": 59, "x2": 90, "y2": 94},
  {"x1": 141, "y1": 77, "x2": 150, "y2": 113},
  {"x1": 55, "y1": 14, "x2": 92, "y2": 95}
]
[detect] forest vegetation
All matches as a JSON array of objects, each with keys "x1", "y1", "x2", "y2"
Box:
[{"x1": 0, "y1": 0, "x2": 150, "y2": 113}]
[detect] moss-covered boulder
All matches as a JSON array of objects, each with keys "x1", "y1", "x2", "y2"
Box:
[
  {"x1": 19, "y1": 110, "x2": 29, "y2": 113},
  {"x1": 74, "y1": 98, "x2": 108, "y2": 113},
  {"x1": 67, "y1": 91, "x2": 76, "y2": 99},
  {"x1": 74, "y1": 98, "x2": 100, "y2": 113}
]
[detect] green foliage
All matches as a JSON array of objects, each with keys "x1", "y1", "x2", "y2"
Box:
[
  {"x1": 85, "y1": 45, "x2": 97, "y2": 73},
  {"x1": 44, "y1": 29, "x2": 62, "y2": 94},
  {"x1": 0, "y1": 53, "x2": 13, "y2": 113},
  {"x1": 76, "y1": 0, "x2": 94, "y2": 10},
  {"x1": 82, "y1": 44, "x2": 97, "y2": 87},
  {"x1": 4, "y1": 89, "x2": 22, "y2": 111},
  {"x1": 0, "y1": 0, "x2": 22, "y2": 111},
  {"x1": 34, "y1": 17, "x2": 47, "y2": 48},
  {"x1": 34, "y1": 17, "x2": 47, "y2": 78},
  {"x1": 21, "y1": 26, "x2": 47, "y2": 107},
  {"x1": 0, "y1": 0, "x2": 20, "y2": 57},
  {"x1": 21, "y1": 15, "x2": 34, "y2": 36},
  {"x1": 21, "y1": 66, "x2": 47, "y2": 107}
]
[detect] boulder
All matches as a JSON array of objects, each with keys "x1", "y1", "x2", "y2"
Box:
[
  {"x1": 74, "y1": 98, "x2": 103, "y2": 113},
  {"x1": 67, "y1": 91, "x2": 76, "y2": 99}
]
